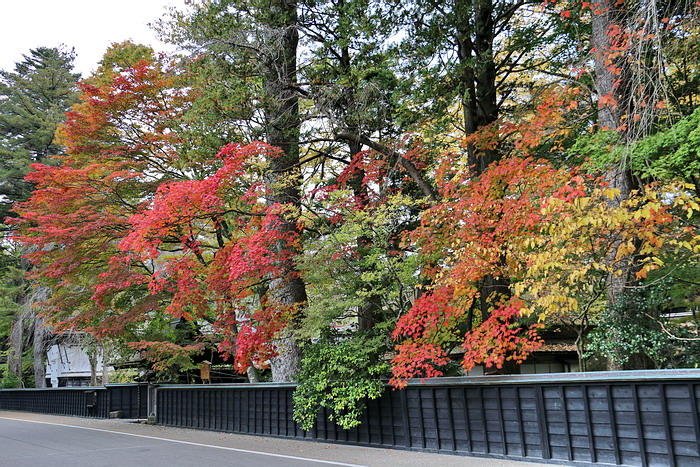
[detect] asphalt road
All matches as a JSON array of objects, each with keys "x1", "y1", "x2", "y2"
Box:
[{"x1": 0, "y1": 411, "x2": 555, "y2": 467}]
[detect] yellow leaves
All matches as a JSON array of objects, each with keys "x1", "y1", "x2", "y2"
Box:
[
  {"x1": 638, "y1": 239, "x2": 661, "y2": 255},
  {"x1": 518, "y1": 306, "x2": 533, "y2": 317},
  {"x1": 510, "y1": 180, "x2": 700, "y2": 324},
  {"x1": 685, "y1": 197, "x2": 699, "y2": 219},
  {"x1": 615, "y1": 239, "x2": 637, "y2": 259},
  {"x1": 602, "y1": 188, "x2": 620, "y2": 200},
  {"x1": 614, "y1": 210, "x2": 629, "y2": 223},
  {"x1": 671, "y1": 239, "x2": 700, "y2": 254},
  {"x1": 631, "y1": 204, "x2": 661, "y2": 221}
]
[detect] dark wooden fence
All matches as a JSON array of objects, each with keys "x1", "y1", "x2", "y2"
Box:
[
  {"x1": 155, "y1": 370, "x2": 700, "y2": 467},
  {"x1": 3, "y1": 372, "x2": 700, "y2": 465},
  {"x1": 106, "y1": 383, "x2": 148, "y2": 419},
  {"x1": 0, "y1": 383, "x2": 147, "y2": 419}
]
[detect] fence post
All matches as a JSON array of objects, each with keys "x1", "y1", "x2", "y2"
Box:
[{"x1": 147, "y1": 383, "x2": 157, "y2": 424}]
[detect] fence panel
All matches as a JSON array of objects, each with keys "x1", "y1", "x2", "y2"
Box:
[
  {"x1": 106, "y1": 383, "x2": 148, "y2": 419},
  {"x1": 0, "y1": 383, "x2": 148, "y2": 419},
  {"x1": 0, "y1": 387, "x2": 107, "y2": 418}
]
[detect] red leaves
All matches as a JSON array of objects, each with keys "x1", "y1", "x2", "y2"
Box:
[
  {"x1": 225, "y1": 300, "x2": 299, "y2": 372},
  {"x1": 120, "y1": 178, "x2": 222, "y2": 259},
  {"x1": 115, "y1": 141, "x2": 305, "y2": 372},
  {"x1": 598, "y1": 93, "x2": 618, "y2": 110},
  {"x1": 461, "y1": 299, "x2": 544, "y2": 372},
  {"x1": 392, "y1": 285, "x2": 462, "y2": 341},
  {"x1": 389, "y1": 343, "x2": 450, "y2": 389},
  {"x1": 337, "y1": 149, "x2": 388, "y2": 203}
]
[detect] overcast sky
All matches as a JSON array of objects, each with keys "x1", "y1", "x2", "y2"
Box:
[{"x1": 0, "y1": 0, "x2": 188, "y2": 77}]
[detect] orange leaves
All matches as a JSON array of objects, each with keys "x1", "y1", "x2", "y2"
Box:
[
  {"x1": 598, "y1": 93, "x2": 618, "y2": 110},
  {"x1": 127, "y1": 341, "x2": 205, "y2": 374},
  {"x1": 56, "y1": 60, "x2": 192, "y2": 167},
  {"x1": 390, "y1": 155, "x2": 700, "y2": 387}
]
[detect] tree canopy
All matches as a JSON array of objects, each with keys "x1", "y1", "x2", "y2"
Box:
[{"x1": 2, "y1": 0, "x2": 699, "y2": 427}]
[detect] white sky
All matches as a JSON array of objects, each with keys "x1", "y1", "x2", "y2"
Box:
[{"x1": 0, "y1": 0, "x2": 188, "y2": 78}]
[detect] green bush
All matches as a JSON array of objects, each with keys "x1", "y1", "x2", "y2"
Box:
[{"x1": 293, "y1": 329, "x2": 390, "y2": 430}]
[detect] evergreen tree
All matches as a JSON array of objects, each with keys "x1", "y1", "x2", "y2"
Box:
[
  {"x1": 0, "y1": 46, "x2": 79, "y2": 387},
  {"x1": 0, "y1": 46, "x2": 80, "y2": 222}
]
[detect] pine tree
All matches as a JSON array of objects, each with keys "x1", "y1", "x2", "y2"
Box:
[{"x1": 0, "y1": 46, "x2": 80, "y2": 221}]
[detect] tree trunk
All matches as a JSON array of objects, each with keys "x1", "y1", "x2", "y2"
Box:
[
  {"x1": 592, "y1": 0, "x2": 643, "y2": 370},
  {"x1": 262, "y1": 0, "x2": 306, "y2": 382},
  {"x1": 457, "y1": 0, "x2": 499, "y2": 177},
  {"x1": 32, "y1": 315, "x2": 51, "y2": 388},
  {"x1": 269, "y1": 326, "x2": 302, "y2": 382},
  {"x1": 89, "y1": 350, "x2": 98, "y2": 386},
  {"x1": 29, "y1": 286, "x2": 51, "y2": 388},
  {"x1": 456, "y1": 0, "x2": 511, "y2": 325},
  {"x1": 101, "y1": 345, "x2": 109, "y2": 385},
  {"x1": 246, "y1": 365, "x2": 261, "y2": 383},
  {"x1": 7, "y1": 314, "x2": 24, "y2": 386}
]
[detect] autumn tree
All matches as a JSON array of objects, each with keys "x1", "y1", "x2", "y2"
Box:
[
  {"x1": 11, "y1": 50, "x2": 205, "y2": 379},
  {"x1": 0, "y1": 46, "x2": 80, "y2": 387},
  {"x1": 585, "y1": 0, "x2": 700, "y2": 368},
  {"x1": 156, "y1": 0, "x2": 309, "y2": 382}
]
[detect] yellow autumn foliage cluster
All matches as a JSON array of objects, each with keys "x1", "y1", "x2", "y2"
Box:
[{"x1": 514, "y1": 182, "x2": 700, "y2": 324}]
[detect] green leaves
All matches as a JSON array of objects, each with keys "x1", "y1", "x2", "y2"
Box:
[
  {"x1": 293, "y1": 330, "x2": 391, "y2": 430},
  {"x1": 631, "y1": 108, "x2": 700, "y2": 189},
  {"x1": 0, "y1": 46, "x2": 80, "y2": 221}
]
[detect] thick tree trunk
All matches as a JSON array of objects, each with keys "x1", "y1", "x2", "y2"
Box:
[
  {"x1": 32, "y1": 315, "x2": 51, "y2": 388},
  {"x1": 457, "y1": 0, "x2": 499, "y2": 177},
  {"x1": 30, "y1": 286, "x2": 51, "y2": 388},
  {"x1": 592, "y1": 0, "x2": 644, "y2": 370},
  {"x1": 269, "y1": 326, "x2": 302, "y2": 382},
  {"x1": 89, "y1": 351, "x2": 98, "y2": 386},
  {"x1": 262, "y1": 0, "x2": 306, "y2": 382},
  {"x1": 7, "y1": 315, "x2": 24, "y2": 386},
  {"x1": 456, "y1": 0, "x2": 511, "y2": 325},
  {"x1": 246, "y1": 365, "x2": 261, "y2": 383}
]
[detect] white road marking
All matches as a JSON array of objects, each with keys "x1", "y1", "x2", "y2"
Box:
[{"x1": 0, "y1": 416, "x2": 368, "y2": 467}]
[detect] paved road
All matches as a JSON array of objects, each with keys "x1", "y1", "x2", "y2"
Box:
[{"x1": 0, "y1": 411, "x2": 555, "y2": 467}]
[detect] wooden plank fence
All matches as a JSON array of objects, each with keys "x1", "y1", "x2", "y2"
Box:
[
  {"x1": 3, "y1": 371, "x2": 700, "y2": 465},
  {"x1": 155, "y1": 371, "x2": 700, "y2": 466},
  {"x1": 0, "y1": 383, "x2": 147, "y2": 419}
]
